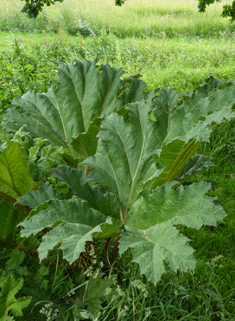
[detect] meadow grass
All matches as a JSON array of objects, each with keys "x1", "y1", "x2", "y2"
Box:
[
  {"x1": 0, "y1": 0, "x2": 234, "y2": 37},
  {"x1": 92, "y1": 34, "x2": 235, "y2": 92},
  {"x1": 1, "y1": 29, "x2": 234, "y2": 94},
  {"x1": 0, "y1": 0, "x2": 235, "y2": 319}
]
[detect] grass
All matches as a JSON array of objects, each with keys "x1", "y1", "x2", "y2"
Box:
[
  {"x1": 1, "y1": 30, "x2": 235, "y2": 96},
  {"x1": 0, "y1": 0, "x2": 235, "y2": 37},
  {"x1": 0, "y1": 30, "x2": 72, "y2": 51},
  {"x1": 0, "y1": 0, "x2": 235, "y2": 320}
]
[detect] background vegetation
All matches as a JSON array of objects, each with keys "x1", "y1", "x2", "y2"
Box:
[
  {"x1": 1, "y1": 0, "x2": 235, "y2": 37},
  {"x1": 0, "y1": 0, "x2": 235, "y2": 320}
]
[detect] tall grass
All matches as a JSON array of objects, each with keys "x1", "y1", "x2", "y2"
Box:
[
  {"x1": 2, "y1": 30, "x2": 235, "y2": 93},
  {"x1": 0, "y1": 0, "x2": 234, "y2": 37}
]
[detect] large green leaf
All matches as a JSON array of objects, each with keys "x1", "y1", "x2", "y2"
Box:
[
  {"x1": 119, "y1": 224, "x2": 196, "y2": 285},
  {"x1": 19, "y1": 199, "x2": 118, "y2": 263},
  {"x1": 126, "y1": 181, "x2": 226, "y2": 230},
  {"x1": 49, "y1": 166, "x2": 119, "y2": 218},
  {"x1": 120, "y1": 181, "x2": 226, "y2": 284},
  {"x1": 83, "y1": 101, "x2": 166, "y2": 220},
  {"x1": 17, "y1": 182, "x2": 73, "y2": 209},
  {"x1": 71, "y1": 117, "x2": 102, "y2": 163},
  {"x1": 165, "y1": 79, "x2": 235, "y2": 144},
  {"x1": 2, "y1": 61, "x2": 147, "y2": 164},
  {"x1": 144, "y1": 79, "x2": 235, "y2": 188},
  {"x1": 0, "y1": 141, "x2": 38, "y2": 201}
]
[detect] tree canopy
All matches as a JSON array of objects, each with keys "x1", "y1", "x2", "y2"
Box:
[
  {"x1": 22, "y1": 0, "x2": 235, "y2": 21},
  {"x1": 198, "y1": 0, "x2": 235, "y2": 21},
  {"x1": 21, "y1": 0, "x2": 63, "y2": 19}
]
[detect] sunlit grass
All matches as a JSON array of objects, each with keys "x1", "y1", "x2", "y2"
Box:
[
  {"x1": 1, "y1": 30, "x2": 235, "y2": 94},
  {"x1": 0, "y1": 0, "x2": 234, "y2": 37}
]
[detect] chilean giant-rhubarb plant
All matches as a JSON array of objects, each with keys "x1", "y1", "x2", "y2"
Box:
[{"x1": 3, "y1": 60, "x2": 235, "y2": 284}]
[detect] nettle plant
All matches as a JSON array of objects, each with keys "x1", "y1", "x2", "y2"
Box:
[{"x1": 1, "y1": 60, "x2": 235, "y2": 285}]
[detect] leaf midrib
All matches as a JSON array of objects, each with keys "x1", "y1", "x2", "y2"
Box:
[{"x1": 110, "y1": 112, "x2": 146, "y2": 221}]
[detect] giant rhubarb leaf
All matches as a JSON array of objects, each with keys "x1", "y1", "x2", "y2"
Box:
[
  {"x1": 20, "y1": 199, "x2": 119, "y2": 262},
  {"x1": 166, "y1": 79, "x2": 235, "y2": 143},
  {"x1": 83, "y1": 101, "x2": 166, "y2": 219},
  {"x1": 144, "y1": 81, "x2": 235, "y2": 188},
  {"x1": 126, "y1": 181, "x2": 225, "y2": 230},
  {"x1": 18, "y1": 166, "x2": 119, "y2": 218},
  {"x1": 2, "y1": 61, "x2": 147, "y2": 164},
  {"x1": 17, "y1": 182, "x2": 72, "y2": 208},
  {"x1": 147, "y1": 139, "x2": 201, "y2": 187},
  {"x1": 119, "y1": 181, "x2": 226, "y2": 284},
  {"x1": 119, "y1": 224, "x2": 196, "y2": 285},
  {"x1": 49, "y1": 166, "x2": 119, "y2": 218}
]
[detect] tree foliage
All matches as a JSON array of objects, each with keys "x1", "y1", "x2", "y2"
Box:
[
  {"x1": 21, "y1": 0, "x2": 63, "y2": 19},
  {"x1": 21, "y1": 0, "x2": 235, "y2": 21},
  {"x1": 198, "y1": 0, "x2": 235, "y2": 21}
]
